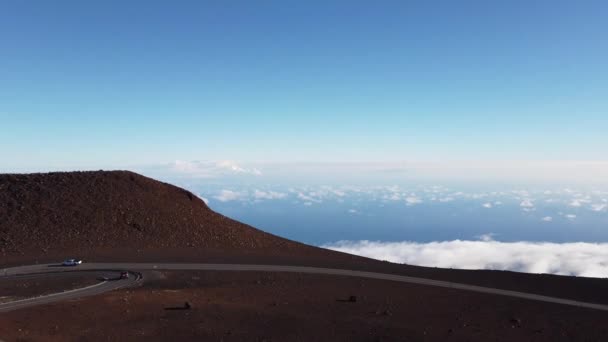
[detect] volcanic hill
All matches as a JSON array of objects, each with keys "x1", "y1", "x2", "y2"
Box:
[{"x1": 0, "y1": 171, "x2": 324, "y2": 258}]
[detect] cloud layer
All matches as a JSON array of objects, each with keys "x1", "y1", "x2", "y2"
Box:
[
  {"x1": 169, "y1": 160, "x2": 262, "y2": 178},
  {"x1": 323, "y1": 240, "x2": 608, "y2": 278},
  {"x1": 214, "y1": 190, "x2": 244, "y2": 202},
  {"x1": 144, "y1": 160, "x2": 608, "y2": 184}
]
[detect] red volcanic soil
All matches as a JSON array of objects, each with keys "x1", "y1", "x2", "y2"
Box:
[
  {"x1": 1, "y1": 271, "x2": 607, "y2": 342},
  {"x1": 2, "y1": 171, "x2": 608, "y2": 341}
]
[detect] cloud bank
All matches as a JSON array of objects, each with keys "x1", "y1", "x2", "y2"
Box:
[
  {"x1": 169, "y1": 160, "x2": 262, "y2": 178},
  {"x1": 142, "y1": 160, "x2": 608, "y2": 184},
  {"x1": 253, "y1": 190, "x2": 287, "y2": 200},
  {"x1": 214, "y1": 190, "x2": 244, "y2": 202},
  {"x1": 322, "y1": 240, "x2": 608, "y2": 278}
]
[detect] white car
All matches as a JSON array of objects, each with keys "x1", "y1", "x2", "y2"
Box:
[{"x1": 62, "y1": 259, "x2": 83, "y2": 266}]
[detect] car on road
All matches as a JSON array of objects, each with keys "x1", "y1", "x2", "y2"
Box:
[
  {"x1": 62, "y1": 259, "x2": 82, "y2": 266},
  {"x1": 120, "y1": 271, "x2": 129, "y2": 279}
]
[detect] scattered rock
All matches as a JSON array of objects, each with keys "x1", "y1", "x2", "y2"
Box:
[{"x1": 509, "y1": 317, "x2": 522, "y2": 328}]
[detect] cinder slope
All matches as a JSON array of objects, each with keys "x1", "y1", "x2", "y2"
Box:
[{"x1": 0, "y1": 171, "x2": 318, "y2": 257}]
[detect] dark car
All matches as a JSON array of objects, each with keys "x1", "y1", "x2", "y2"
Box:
[{"x1": 62, "y1": 259, "x2": 82, "y2": 266}]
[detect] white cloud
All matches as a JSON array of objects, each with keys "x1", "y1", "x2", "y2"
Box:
[
  {"x1": 591, "y1": 203, "x2": 607, "y2": 212},
  {"x1": 147, "y1": 160, "x2": 608, "y2": 183},
  {"x1": 215, "y1": 160, "x2": 262, "y2": 175},
  {"x1": 482, "y1": 203, "x2": 493, "y2": 208},
  {"x1": 303, "y1": 202, "x2": 312, "y2": 206},
  {"x1": 438, "y1": 197, "x2": 454, "y2": 202},
  {"x1": 520, "y1": 199, "x2": 534, "y2": 208},
  {"x1": 169, "y1": 160, "x2": 262, "y2": 178},
  {"x1": 541, "y1": 216, "x2": 553, "y2": 222},
  {"x1": 348, "y1": 209, "x2": 357, "y2": 214},
  {"x1": 322, "y1": 240, "x2": 608, "y2": 278},
  {"x1": 331, "y1": 189, "x2": 346, "y2": 197},
  {"x1": 476, "y1": 233, "x2": 495, "y2": 241},
  {"x1": 569, "y1": 199, "x2": 591, "y2": 207},
  {"x1": 566, "y1": 214, "x2": 577, "y2": 220},
  {"x1": 253, "y1": 190, "x2": 287, "y2": 200},
  {"x1": 386, "y1": 193, "x2": 401, "y2": 201},
  {"x1": 405, "y1": 196, "x2": 422, "y2": 206},
  {"x1": 213, "y1": 190, "x2": 244, "y2": 202},
  {"x1": 297, "y1": 192, "x2": 322, "y2": 203}
]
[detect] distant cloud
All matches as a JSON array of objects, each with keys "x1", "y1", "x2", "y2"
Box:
[
  {"x1": 331, "y1": 189, "x2": 346, "y2": 197},
  {"x1": 569, "y1": 198, "x2": 591, "y2": 207},
  {"x1": 541, "y1": 216, "x2": 553, "y2": 222},
  {"x1": 520, "y1": 199, "x2": 534, "y2": 208},
  {"x1": 146, "y1": 160, "x2": 608, "y2": 183},
  {"x1": 322, "y1": 240, "x2": 608, "y2": 278},
  {"x1": 591, "y1": 203, "x2": 607, "y2": 212},
  {"x1": 386, "y1": 193, "x2": 401, "y2": 201},
  {"x1": 169, "y1": 160, "x2": 262, "y2": 178},
  {"x1": 214, "y1": 190, "x2": 244, "y2": 202},
  {"x1": 348, "y1": 209, "x2": 357, "y2": 214},
  {"x1": 215, "y1": 160, "x2": 262, "y2": 175},
  {"x1": 566, "y1": 214, "x2": 577, "y2": 220},
  {"x1": 570, "y1": 199, "x2": 582, "y2": 207},
  {"x1": 405, "y1": 196, "x2": 422, "y2": 206},
  {"x1": 253, "y1": 190, "x2": 287, "y2": 200},
  {"x1": 297, "y1": 192, "x2": 322, "y2": 203},
  {"x1": 476, "y1": 233, "x2": 495, "y2": 241},
  {"x1": 482, "y1": 203, "x2": 493, "y2": 208}
]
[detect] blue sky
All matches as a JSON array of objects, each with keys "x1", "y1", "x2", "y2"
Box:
[{"x1": 1, "y1": 1, "x2": 607, "y2": 170}]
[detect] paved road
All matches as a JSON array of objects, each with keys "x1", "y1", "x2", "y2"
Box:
[
  {"x1": 2, "y1": 263, "x2": 608, "y2": 313},
  {"x1": 0, "y1": 268, "x2": 141, "y2": 313}
]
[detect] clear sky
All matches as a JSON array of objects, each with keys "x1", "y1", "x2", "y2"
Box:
[{"x1": 1, "y1": 1, "x2": 607, "y2": 171}]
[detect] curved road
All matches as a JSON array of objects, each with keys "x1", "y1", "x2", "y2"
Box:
[{"x1": 2, "y1": 263, "x2": 608, "y2": 313}]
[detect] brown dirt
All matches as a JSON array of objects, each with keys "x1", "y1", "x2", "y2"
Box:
[{"x1": 1, "y1": 271, "x2": 607, "y2": 341}]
